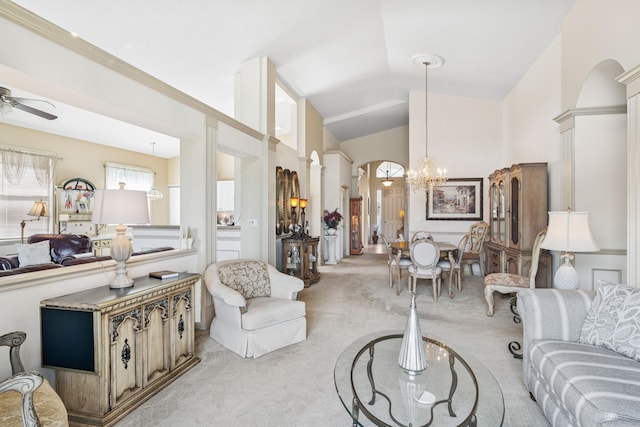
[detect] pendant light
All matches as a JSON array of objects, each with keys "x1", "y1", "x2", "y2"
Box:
[
  {"x1": 147, "y1": 142, "x2": 164, "y2": 201},
  {"x1": 406, "y1": 54, "x2": 447, "y2": 193},
  {"x1": 382, "y1": 167, "x2": 393, "y2": 187}
]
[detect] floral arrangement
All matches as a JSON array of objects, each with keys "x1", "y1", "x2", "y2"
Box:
[{"x1": 323, "y1": 208, "x2": 343, "y2": 229}]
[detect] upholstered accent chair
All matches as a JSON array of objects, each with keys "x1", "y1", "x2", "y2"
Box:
[
  {"x1": 0, "y1": 331, "x2": 68, "y2": 427},
  {"x1": 407, "y1": 240, "x2": 442, "y2": 301},
  {"x1": 483, "y1": 228, "x2": 546, "y2": 316},
  {"x1": 204, "y1": 259, "x2": 306, "y2": 358},
  {"x1": 460, "y1": 221, "x2": 489, "y2": 277}
]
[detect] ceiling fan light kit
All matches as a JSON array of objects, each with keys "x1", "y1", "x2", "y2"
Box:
[{"x1": 0, "y1": 86, "x2": 58, "y2": 120}]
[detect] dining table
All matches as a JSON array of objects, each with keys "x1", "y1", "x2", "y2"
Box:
[{"x1": 390, "y1": 240, "x2": 458, "y2": 297}]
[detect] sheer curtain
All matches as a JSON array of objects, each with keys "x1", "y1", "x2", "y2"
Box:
[
  {"x1": 104, "y1": 162, "x2": 154, "y2": 191},
  {"x1": 0, "y1": 147, "x2": 55, "y2": 239}
]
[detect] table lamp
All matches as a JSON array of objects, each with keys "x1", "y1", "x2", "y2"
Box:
[
  {"x1": 91, "y1": 183, "x2": 150, "y2": 289},
  {"x1": 299, "y1": 198, "x2": 307, "y2": 232},
  {"x1": 289, "y1": 197, "x2": 299, "y2": 232},
  {"x1": 20, "y1": 200, "x2": 49, "y2": 243},
  {"x1": 540, "y1": 210, "x2": 599, "y2": 289}
]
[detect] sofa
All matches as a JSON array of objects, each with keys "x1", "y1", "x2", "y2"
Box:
[
  {"x1": 518, "y1": 285, "x2": 640, "y2": 426},
  {"x1": 0, "y1": 234, "x2": 174, "y2": 277}
]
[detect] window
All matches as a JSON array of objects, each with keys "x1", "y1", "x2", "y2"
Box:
[
  {"x1": 104, "y1": 162, "x2": 154, "y2": 192},
  {"x1": 0, "y1": 148, "x2": 55, "y2": 239},
  {"x1": 376, "y1": 161, "x2": 404, "y2": 179}
]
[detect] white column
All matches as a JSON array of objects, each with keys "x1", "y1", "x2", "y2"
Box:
[{"x1": 618, "y1": 65, "x2": 640, "y2": 287}]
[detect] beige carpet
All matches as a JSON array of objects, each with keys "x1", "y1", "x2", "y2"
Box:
[{"x1": 115, "y1": 251, "x2": 549, "y2": 427}]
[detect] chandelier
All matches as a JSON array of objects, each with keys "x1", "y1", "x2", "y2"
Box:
[
  {"x1": 406, "y1": 54, "x2": 447, "y2": 192},
  {"x1": 147, "y1": 142, "x2": 164, "y2": 201}
]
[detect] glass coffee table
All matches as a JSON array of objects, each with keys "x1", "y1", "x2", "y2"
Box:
[{"x1": 334, "y1": 331, "x2": 504, "y2": 426}]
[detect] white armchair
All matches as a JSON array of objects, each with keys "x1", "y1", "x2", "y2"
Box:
[{"x1": 204, "y1": 259, "x2": 306, "y2": 358}]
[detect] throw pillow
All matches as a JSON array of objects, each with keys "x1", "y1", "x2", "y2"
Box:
[
  {"x1": 16, "y1": 240, "x2": 52, "y2": 267},
  {"x1": 217, "y1": 260, "x2": 271, "y2": 299},
  {"x1": 579, "y1": 281, "x2": 640, "y2": 361}
]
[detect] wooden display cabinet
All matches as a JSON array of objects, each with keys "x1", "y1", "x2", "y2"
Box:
[
  {"x1": 350, "y1": 197, "x2": 363, "y2": 255},
  {"x1": 281, "y1": 237, "x2": 320, "y2": 287},
  {"x1": 40, "y1": 273, "x2": 200, "y2": 426},
  {"x1": 486, "y1": 163, "x2": 551, "y2": 288}
]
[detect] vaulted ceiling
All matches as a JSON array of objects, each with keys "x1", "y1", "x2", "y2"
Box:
[{"x1": 1, "y1": 0, "x2": 575, "y2": 156}]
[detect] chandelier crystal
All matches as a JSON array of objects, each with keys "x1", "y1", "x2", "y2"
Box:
[{"x1": 406, "y1": 54, "x2": 447, "y2": 192}]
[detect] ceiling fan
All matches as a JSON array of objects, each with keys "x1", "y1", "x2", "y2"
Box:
[{"x1": 0, "y1": 86, "x2": 58, "y2": 120}]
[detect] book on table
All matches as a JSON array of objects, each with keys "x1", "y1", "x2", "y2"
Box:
[{"x1": 149, "y1": 270, "x2": 180, "y2": 279}]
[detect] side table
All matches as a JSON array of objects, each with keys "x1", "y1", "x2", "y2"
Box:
[{"x1": 281, "y1": 236, "x2": 320, "y2": 286}]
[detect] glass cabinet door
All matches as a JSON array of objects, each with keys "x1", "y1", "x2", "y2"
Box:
[
  {"x1": 498, "y1": 181, "x2": 506, "y2": 244},
  {"x1": 510, "y1": 176, "x2": 520, "y2": 246},
  {"x1": 490, "y1": 182, "x2": 498, "y2": 242}
]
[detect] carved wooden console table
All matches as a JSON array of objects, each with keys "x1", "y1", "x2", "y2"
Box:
[{"x1": 40, "y1": 273, "x2": 200, "y2": 426}]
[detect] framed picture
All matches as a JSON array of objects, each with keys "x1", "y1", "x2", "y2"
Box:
[{"x1": 426, "y1": 178, "x2": 483, "y2": 221}]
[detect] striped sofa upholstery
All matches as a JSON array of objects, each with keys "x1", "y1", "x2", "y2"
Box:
[{"x1": 518, "y1": 288, "x2": 640, "y2": 427}]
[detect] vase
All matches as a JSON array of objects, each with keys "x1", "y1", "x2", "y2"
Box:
[
  {"x1": 327, "y1": 228, "x2": 337, "y2": 236},
  {"x1": 398, "y1": 292, "x2": 427, "y2": 375}
]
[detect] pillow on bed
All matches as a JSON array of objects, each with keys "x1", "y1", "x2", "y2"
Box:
[
  {"x1": 579, "y1": 281, "x2": 640, "y2": 361},
  {"x1": 16, "y1": 240, "x2": 52, "y2": 267}
]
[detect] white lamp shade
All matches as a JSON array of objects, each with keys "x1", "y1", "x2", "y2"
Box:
[
  {"x1": 541, "y1": 211, "x2": 599, "y2": 252},
  {"x1": 92, "y1": 189, "x2": 150, "y2": 225}
]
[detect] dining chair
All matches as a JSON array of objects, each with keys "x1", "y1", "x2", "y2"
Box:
[
  {"x1": 407, "y1": 240, "x2": 442, "y2": 301},
  {"x1": 460, "y1": 221, "x2": 489, "y2": 277},
  {"x1": 410, "y1": 231, "x2": 432, "y2": 243},
  {"x1": 437, "y1": 235, "x2": 468, "y2": 297},
  {"x1": 380, "y1": 233, "x2": 412, "y2": 292},
  {"x1": 483, "y1": 228, "x2": 547, "y2": 316}
]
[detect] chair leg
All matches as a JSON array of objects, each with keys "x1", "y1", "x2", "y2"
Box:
[
  {"x1": 432, "y1": 277, "x2": 440, "y2": 301},
  {"x1": 388, "y1": 266, "x2": 393, "y2": 288},
  {"x1": 484, "y1": 285, "x2": 495, "y2": 317},
  {"x1": 447, "y1": 269, "x2": 454, "y2": 299}
]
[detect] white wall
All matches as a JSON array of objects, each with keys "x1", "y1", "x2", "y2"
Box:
[
  {"x1": 560, "y1": 0, "x2": 640, "y2": 112},
  {"x1": 503, "y1": 35, "x2": 564, "y2": 210},
  {"x1": 408, "y1": 91, "x2": 503, "y2": 242}
]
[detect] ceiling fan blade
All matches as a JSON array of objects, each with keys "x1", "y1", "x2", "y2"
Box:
[{"x1": 12, "y1": 101, "x2": 58, "y2": 120}]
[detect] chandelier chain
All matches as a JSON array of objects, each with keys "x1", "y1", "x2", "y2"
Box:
[{"x1": 424, "y1": 61, "x2": 429, "y2": 156}]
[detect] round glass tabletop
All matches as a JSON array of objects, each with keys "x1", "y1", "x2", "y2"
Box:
[{"x1": 334, "y1": 331, "x2": 504, "y2": 427}]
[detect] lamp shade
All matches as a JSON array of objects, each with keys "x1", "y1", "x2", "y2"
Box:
[
  {"x1": 92, "y1": 189, "x2": 150, "y2": 225},
  {"x1": 540, "y1": 211, "x2": 599, "y2": 253},
  {"x1": 27, "y1": 200, "x2": 49, "y2": 217}
]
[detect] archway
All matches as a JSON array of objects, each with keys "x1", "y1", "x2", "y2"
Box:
[{"x1": 356, "y1": 160, "x2": 406, "y2": 248}]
